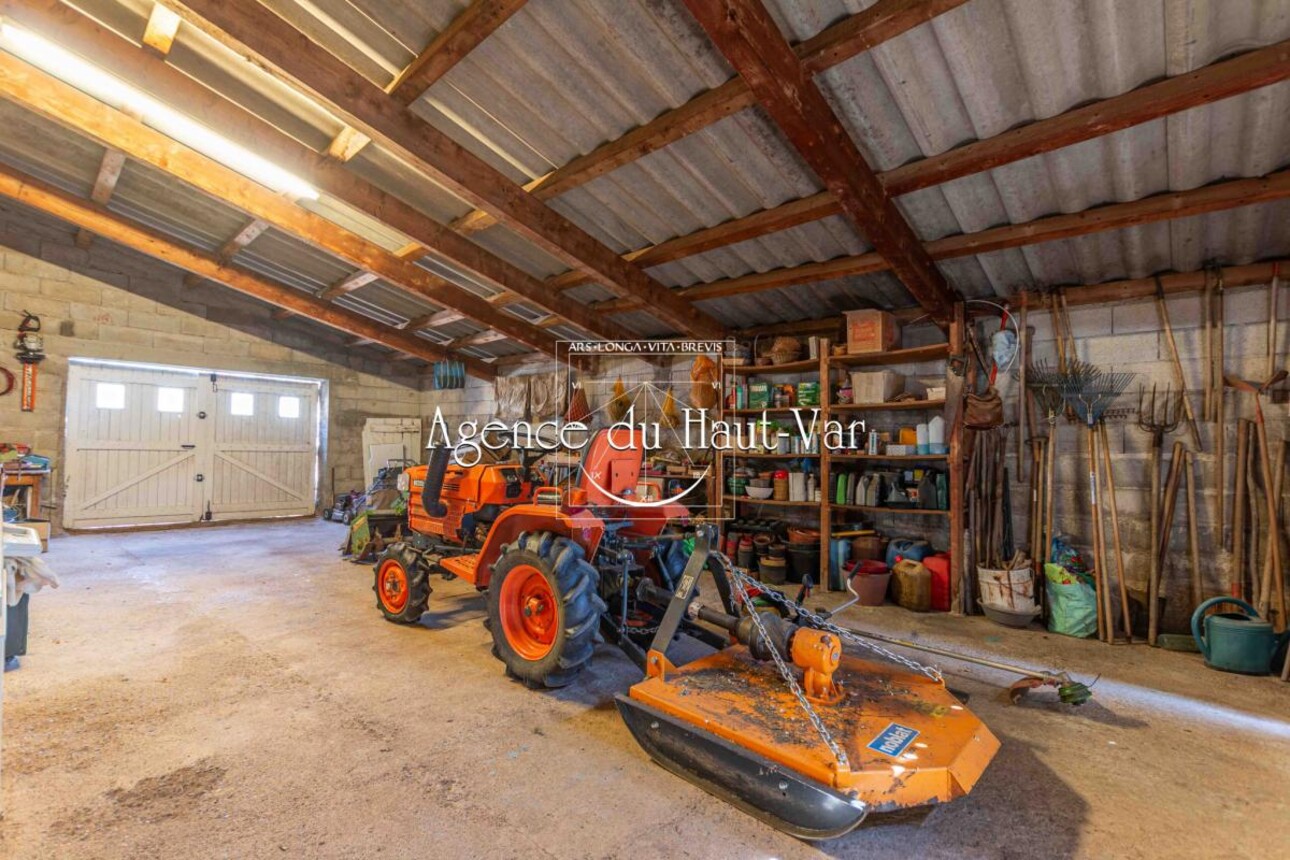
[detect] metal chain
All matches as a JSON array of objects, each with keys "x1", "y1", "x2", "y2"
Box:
[
  {"x1": 728, "y1": 567, "x2": 944, "y2": 684},
  {"x1": 719, "y1": 556, "x2": 850, "y2": 770}
]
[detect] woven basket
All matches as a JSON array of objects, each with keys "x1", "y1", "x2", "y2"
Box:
[{"x1": 767, "y1": 336, "x2": 802, "y2": 366}]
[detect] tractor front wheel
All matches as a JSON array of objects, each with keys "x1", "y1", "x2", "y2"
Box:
[
  {"x1": 488, "y1": 532, "x2": 605, "y2": 688},
  {"x1": 374, "y1": 545, "x2": 430, "y2": 624}
]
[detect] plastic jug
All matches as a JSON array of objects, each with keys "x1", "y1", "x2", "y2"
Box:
[
  {"x1": 885, "y1": 538, "x2": 931, "y2": 569},
  {"x1": 1192, "y1": 597, "x2": 1290, "y2": 675},
  {"x1": 891, "y1": 559, "x2": 931, "y2": 611}
]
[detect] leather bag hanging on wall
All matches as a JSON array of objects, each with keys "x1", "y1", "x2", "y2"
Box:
[{"x1": 964, "y1": 385, "x2": 1004, "y2": 429}]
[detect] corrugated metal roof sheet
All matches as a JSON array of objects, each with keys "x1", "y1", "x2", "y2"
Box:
[{"x1": 0, "y1": 0, "x2": 1286, "y2": 368}]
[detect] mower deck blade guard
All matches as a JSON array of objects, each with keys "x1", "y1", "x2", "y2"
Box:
[{"x1": 616, "y1": 696, "x2": 868, "y2": 841}]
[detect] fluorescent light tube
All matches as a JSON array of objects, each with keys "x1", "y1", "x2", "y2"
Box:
[{"x1": 0, "y1": 21, "x2": 319, "y2": 201}]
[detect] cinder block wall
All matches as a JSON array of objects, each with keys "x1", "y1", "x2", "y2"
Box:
[
  {"x1": 989, "y1": 285, "x2": 1288, "y2": 632},
  {"x1": 0, "y1": 202, "x2": 425, "y2": 531}
]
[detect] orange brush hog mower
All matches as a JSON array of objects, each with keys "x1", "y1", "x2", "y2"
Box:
[{"x1": 373, "y1": 428, "x2": 998, "y2": 839}]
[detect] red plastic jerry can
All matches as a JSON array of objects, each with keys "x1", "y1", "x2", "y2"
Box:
[{"x1": 924, "y1": 553, "x2": 951, "y2": 612}]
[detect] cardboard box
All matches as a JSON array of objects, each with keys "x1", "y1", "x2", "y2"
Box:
[
  {"x1": 850, "y1": 371, "x2": 905, "y2": 404},
  {"x1": 845, "y1": 310, "x2": 901, "y2": 354}
]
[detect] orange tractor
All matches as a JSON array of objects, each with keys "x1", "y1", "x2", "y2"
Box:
[{"x1": 373, "y1": 428, "x2": 999, "y2": 839}]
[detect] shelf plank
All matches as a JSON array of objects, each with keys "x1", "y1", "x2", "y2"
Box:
[
  {"x1": 829, "y1": 344, "x2": 949, "y2": 367},
  {"x1": 831, "y1": 453, "x2": 948, "y2": 462},
  {"x1": 722, "y1": 453, "x2": 820, "y2": 460},
  {"x1": 727, "y1": 407, "x2": 819, "y2": 415},
  {"x1": 725, "y1": 359, "x2": 818, "y2": 375},
  {"x1": 830, "y1": 504, "x2": 950, "y2": 517},
  {"x1": 829, "y1": 399, "x2": 945, "y2": 412},
  {"x1": 731, "y1": 498, "x2": 818, "y2": 507}
]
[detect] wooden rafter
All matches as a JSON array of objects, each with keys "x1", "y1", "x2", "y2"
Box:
[
  {"x1": 0, "y1": 47, "x2": 565, "y2": 357},
  {"x1": 325, "y1": 0, "x2": 526, "y2": 164},
  {"x1": 591, "y1": 171, "x2": 1290, "y2": 312},
  {"x1": 318, "y1": 270, "x2": 379, "y2": 300},
  {"x1": 75, "y1": 144, "x2": 128, "y2": 248},
  {"x1": 0, "y1": 163, "x2": 495, "y2": 378},
  {"x1": 164, "y1": 0, "x2": 725, "y2": 338},
  {"x1": 401, "y1": 310, "x2": 451, "y2": 331},
  {"x1": 544, "y1": 38, "x2": 1290, "y2": 293},
  {"x1": 447, "y1": 330, "x2": 507, "y2": 349},
  {"x1": 681, "y1": 0, "x2": 956, "y2": 319},
  {"x1": 216, "y1": 216, "x2": 269, "y2": 261},
  {"x1": 6, "y1": 0, "x2": 634, "y2": 344},
  {"x1": 449, "y1": 0, "x2": 968, "y2": 235},
  {"x1": 385, "y1": 0, "x2": 527, "y2": 104},
  {"x1": 141, "y1": 3, "x2": 181, "y2": 57},
  {"x1": 324, "y1": 126, "x2": 371, "y2": 162}
]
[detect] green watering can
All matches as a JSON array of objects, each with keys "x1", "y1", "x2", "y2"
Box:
[{"x1": 1191, "y1": 597, "x2": 1290, "y2": 675}]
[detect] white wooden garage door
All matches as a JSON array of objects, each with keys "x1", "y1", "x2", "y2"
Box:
[{"x1": 64, "y1": 360, "x2": 321, "y2": 528}]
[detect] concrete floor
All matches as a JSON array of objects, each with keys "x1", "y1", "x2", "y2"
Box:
[{"x1": 1, "y1": 520, "x2": 1287, "y2": 859}]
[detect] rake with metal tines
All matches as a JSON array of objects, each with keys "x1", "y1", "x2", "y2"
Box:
[
  {"x1": 1060, "y1": 370, "x2": 1134, "y2": 642},
  {"x1": 1026, "y1": 360, "x2": 1099, "y2": 564}
]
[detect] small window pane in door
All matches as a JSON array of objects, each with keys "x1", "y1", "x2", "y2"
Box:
[
  {"x1": 278, "y1": 396, "x2": 300, "y2": 418},
  {"x1": 230, "y1": 392, "x2": 254, "y2": 416},
  {"x1": 157, "y1": 387, "x2": 185, "y2": 413},
  {"x1": 95, "y1": 382, "x2": 125, "y2": 409}
]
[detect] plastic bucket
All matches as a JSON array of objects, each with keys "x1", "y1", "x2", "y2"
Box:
[
  {"x1": 786, "y1": 543, "x2": 820, "y2": 583},
  {"x1": 851, "y1": 570, "x2": 891, "y2": 606},
  {"x1": 759, "y1": 556, "x2": 788, "y2": 585},
  {"x1": 850, "y1": 534, "x2": 888, "y2": 561},
  {"x1": 978, "y1": 567, "x2": 1035, "y2": 612}
]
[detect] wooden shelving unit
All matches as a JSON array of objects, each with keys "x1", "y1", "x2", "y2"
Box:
[{"x1": 720, "y1": 332, "x2": 963, "y2": 598}]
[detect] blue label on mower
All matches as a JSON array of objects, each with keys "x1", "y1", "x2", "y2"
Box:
[{"x1": 867, "y1": 723, "x2": 919, "y2": 758}]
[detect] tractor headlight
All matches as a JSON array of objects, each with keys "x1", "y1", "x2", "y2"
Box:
[{"x1": 396, "y1": 472, "x2": 410, "y2": 492}]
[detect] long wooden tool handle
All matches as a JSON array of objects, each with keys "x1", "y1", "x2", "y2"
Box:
[
  {"x1": 1147, "y1": 441, "x2": 1163, "y2": 643},
  {"x1": 1232, "y1": 420, "x2": 1250, "y2": 598},
  {"x1": 1185, "y1": 450, "x2": 1203, "y2": 611},
  {"x1": 1100, "y1": 422, "x2": 1133, "y2": 642},
  {"x1": 1254, "y1": 418, "x2": 1282, "y2": 623},
  {"x1": 1087, "y1": 426, "x2": 1110, "y2": 642},
  {"x1": 1156, "y1": 294, "x2": 1203, "y2": 451},
  {"x1": 1151, "y1": 441, "x2": 1187, "y2": 646}
]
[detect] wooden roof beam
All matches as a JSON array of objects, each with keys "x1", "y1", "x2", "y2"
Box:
[
  {"x1": 593, "y1": 171, "x2": 1290, "y2": 312},
  {"x1": 6, "y1": 0, "x2": 631, "y2": 344},
  {"x1": 164, "y1": 0, "x2": 724, "y2": 338},
  {"x1": 681, "y1": 0, "x2": 956, "y2": 319},
  {"x1": 386, "y1": 0, "x2": 527, "y2": 104},
  {"x1": 449, "y1": 0, "x2": 968, "y2": 236},
  {"x1": 0, "y1": 47, "x2": 563, "y2": 357},
  {"x1": 545, "y1": 38, "x2": 1290, "y2": 294},
  {"x1": 0, "y1": 163, "x2": 494, "y2": 378},
  {"x1": 320, "y1": 0, "x2": 526, "y2": 164}
]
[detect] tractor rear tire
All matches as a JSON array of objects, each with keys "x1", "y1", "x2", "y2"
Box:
[
  {"x1": 488, "y1": 531, "x2": 605, "y2": 688},
  {"x1": 374, "y1": 544, "x2": 430, "y2": 624}
]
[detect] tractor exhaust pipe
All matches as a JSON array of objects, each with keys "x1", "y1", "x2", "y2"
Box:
[{"x1": 421, "y1": 446, "x2": 450, "y2": 517}]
